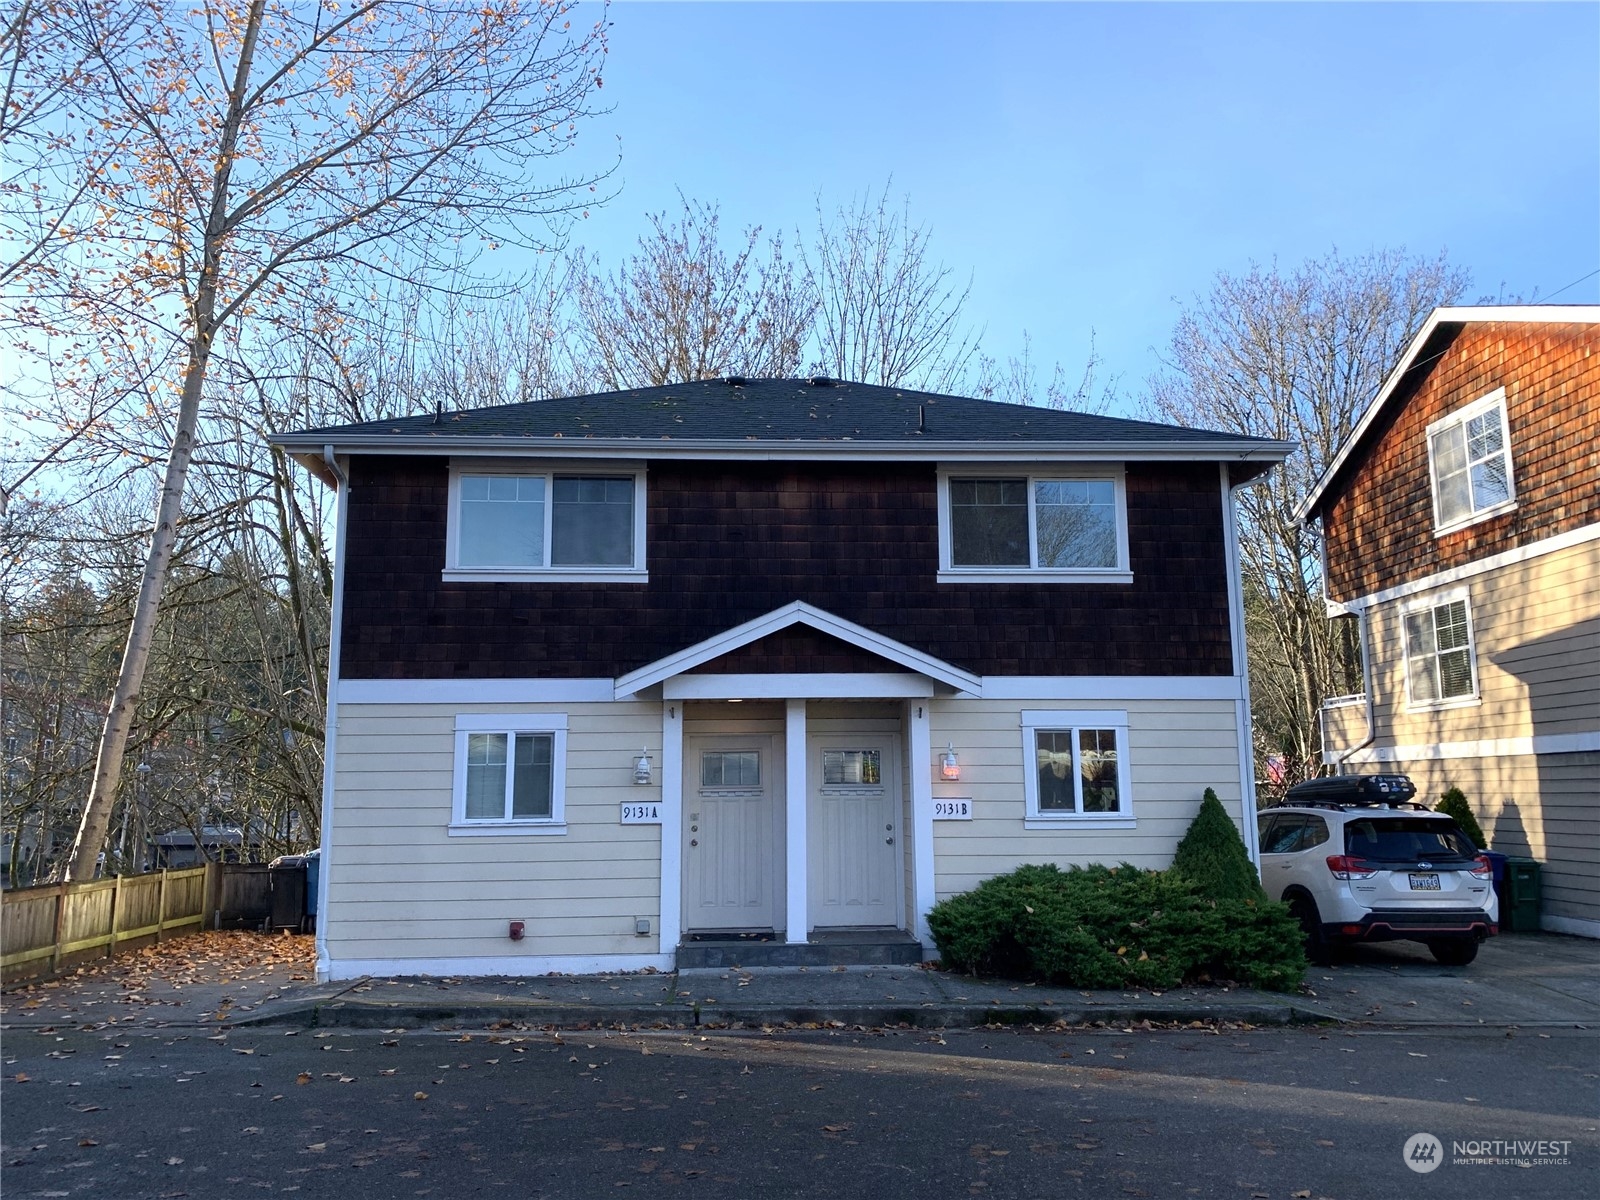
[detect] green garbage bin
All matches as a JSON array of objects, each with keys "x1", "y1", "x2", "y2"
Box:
[{"x1": 1501, "y1": 857, "x2": 1542, "y2": 933}]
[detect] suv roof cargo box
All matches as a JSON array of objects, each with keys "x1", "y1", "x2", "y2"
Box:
[{"x1": 1284, "y1": 773, "x2": 1418, "y2": 807}]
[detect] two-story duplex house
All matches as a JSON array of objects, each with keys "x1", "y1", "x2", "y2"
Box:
[
  {"x1": 1300, "y1": 307, "x2": 1599, "y2": 937},
  {"x1": 273, "y1": 379, "x2": 1292, "y2": 980}
]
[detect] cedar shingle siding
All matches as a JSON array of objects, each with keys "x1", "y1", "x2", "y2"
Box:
[
  {"x1": 338, "y1": 458, "x2": 1233, "y2": 679},
  {"x1": 1322, "y1": 322, "x2": 1600, "y2": 602}
]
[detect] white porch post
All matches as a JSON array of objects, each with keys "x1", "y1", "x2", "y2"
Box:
[
  {"x1": 908, "y1": 700, "x2": 936, "y2": 949},
  {"x1": 658, "y1": 701, "x2": 684, "y2": 957},
  {"x1": 784, "y1": 698, "x2": 808, "y2": 944}
]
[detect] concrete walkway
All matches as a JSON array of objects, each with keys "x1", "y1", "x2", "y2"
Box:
[{"x1": 4, "y1": 929, "x2": 1594, "y2": 1033}]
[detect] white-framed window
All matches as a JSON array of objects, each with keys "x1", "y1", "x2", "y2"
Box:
[
  {"x1": 444, "y1": 463, "x2": 647, "y2": 582},
  {"x1": 449, "y1": 713, "x2": 568, "y2": 835},
  {"x1": 1402, "y1": 589, "x2": 1479, "y2": 709},
  {"x1": 1426, "y1": 388, "x2": 1516, "y2": 535},
  {"x1": 936, "y1": 468, "x2": 1131, "y2": 583},
  {"x1": 1020, "y1": 709, "x2": 1134, "y2": 828}
]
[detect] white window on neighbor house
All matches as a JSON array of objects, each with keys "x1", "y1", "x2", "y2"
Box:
[
  {"x1": 444, "y1": 465, "x2": 647, "y2": 581},
  {"x1": 1402, "y1": 589, "x2": 1479, "y2": 709},
  {"x1": 1426, "y1": 389, "x2": 1515, "y2": 534},
  {"x1": 1020, "y1": 710, "x2": 1134, "y2": 828},
  {"x1": 449, "y1": 714, "x2": 567, "y2": 835},
  {"x1": 937, "y1": 469, "x2": 1131, "y2": 583}
]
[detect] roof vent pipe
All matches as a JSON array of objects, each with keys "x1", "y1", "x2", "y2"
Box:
[
  {"x1": 808, "y1": 376, "x2": 834, "y2": 387},
  {"x1": 724, "y1": 376, "x2": 747, "y2": 387},
  {"x1": 918, "y1": 404, "x2": 925, "y2": 433}
]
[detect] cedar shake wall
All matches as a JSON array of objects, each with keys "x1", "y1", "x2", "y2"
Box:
[
  {"x1": 1322, "y1": 322, "x2": 1600, "y2": 603},
  {"x1": 338, "y1": 458, "x2": 1233, "y2": 679}
]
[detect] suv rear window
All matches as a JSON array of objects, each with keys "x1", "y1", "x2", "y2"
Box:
[{"x1": 1343, "y1": 818, "x2": 1476, "y2": 863}]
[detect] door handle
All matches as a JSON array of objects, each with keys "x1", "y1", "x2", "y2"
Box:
[
  {"x1": 690, "y1": 839, "x2": 698, "y2": 847},
  {"x1": 885, "y1": 837, "x2": 894, "y2": 845}
]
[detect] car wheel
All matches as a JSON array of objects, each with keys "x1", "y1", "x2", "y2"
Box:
[
  {"x1": 1288, "y1": 895, "x2": 1333, "y2": 966},
  {"x1": 1428, "y1": 938, "x2": 1479, "y2": 967}
]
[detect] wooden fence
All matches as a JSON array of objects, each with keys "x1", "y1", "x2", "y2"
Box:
[{"x1": 1, "y1": 862, "x2": 277, "y2": 981}]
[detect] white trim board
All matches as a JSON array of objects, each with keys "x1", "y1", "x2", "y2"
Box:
[
  {"x1": 1326, "y1": 523, "x2": 1600, "y2": 615},
  {"x1": 315, "y1": 450, "x2": 350, "y2": 983},
  {"x1": 1330, "y1": 731, "x2": 1600, "y2": 765},
  {"x1": 338, "y1": 678, "x2": 617, "y2": 705},
  {"x1": 614, "y1": 601, "x2": 980, "y2": 697},
  {"x1": 1541, "y1": 915, "x2": 1600, "y2": 940},
  {"x1": 336, "y1": 673, "x2": 1249, "y2": 706},
  {"x1": 322, "y1": 953, "x2": 676, "y2": 981},
  {"x1": 977, "y1": 676, "x2": 1245, "y2": 701},
  {"x1": 665, "y1": 673, "x2": 935, "y2": 700}
]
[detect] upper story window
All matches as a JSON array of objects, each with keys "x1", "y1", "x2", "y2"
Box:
[
  {"x1": 1402, "y1": 587, "x2": 1479, "y2": 710},
  {"x1": 937, "y1": 469, "x2": 1131, "y2": 584},
  {"x1": 445, "y1": 464, "x2": 647, "y2": 582},
  {"x1": 1426, "y1": 388, "x2": 1515, "y2": 535}
]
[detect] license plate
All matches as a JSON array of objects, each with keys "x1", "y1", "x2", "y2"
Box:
[{"x1": 1408, "y1": 873, "x2": 1441, "y2": 891}]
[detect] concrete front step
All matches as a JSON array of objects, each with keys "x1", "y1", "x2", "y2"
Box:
[{"x1": 677, "y1": 929, "x2": 924, "y2": 969}]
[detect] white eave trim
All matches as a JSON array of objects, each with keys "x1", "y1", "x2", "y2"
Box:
[
  {"x1": 613, "y1": 600, "x2": 981, "y2": 699},
  {"x1": 273, "y1": 435, "x2": 1295, "y2": 467},
  {"x1": 1297, "y1": 304, "x2": 1600, "y2": 525}
]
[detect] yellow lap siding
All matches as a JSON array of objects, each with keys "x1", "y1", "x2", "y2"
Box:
[
  {"x1": 927, "y1": 698, "x2": 1244, "y2": 903},
  {"x1": 326, "y1": 700, "x2": 663, "y2": 963}
]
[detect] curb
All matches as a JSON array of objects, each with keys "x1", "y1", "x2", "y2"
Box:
[{"x1": 227, "y1": 998, "x2": 1329, "y2": 1031}]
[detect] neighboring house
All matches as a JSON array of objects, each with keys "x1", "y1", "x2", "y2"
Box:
[
  {"x1": 1299, "y1": 307, "x2": 1600, "y2": 938},
  {"x1": 148, "y1": 824, "x2": 262, "y2": 869},
  {"x1": 273, "y1": 379, "x2": 1291, "y2": 981}
]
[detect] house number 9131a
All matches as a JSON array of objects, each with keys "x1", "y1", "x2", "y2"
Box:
[
  {"x1": 933, "y1": 799, "x2": 972, "y2": 820},
  {"x1": 620, "y1": 803, "x2": 662, "y2": 824}
]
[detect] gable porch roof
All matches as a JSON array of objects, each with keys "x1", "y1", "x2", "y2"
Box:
[{"x1": 613, "y1": 601, "x2": 981, "y2": 700}]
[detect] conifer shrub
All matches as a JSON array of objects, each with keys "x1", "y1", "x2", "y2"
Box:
[
  {"x1": 1170, "y1": 787, "x2": 1266, "y2": 902},
  {"x1": 927, "y1": 862, "x2": 1305, "y2": 992},
  {"x1": 1435, "y1": 786, "x2": 1487, "y2": 849}
]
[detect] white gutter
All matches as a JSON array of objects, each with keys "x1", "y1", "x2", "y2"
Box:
[
  {"x1": 271, "y1": 435, "x2": 1296, "y2": 465},
  {"x1": 313, "y1": 445, "x2": 348, "y2": 983}
]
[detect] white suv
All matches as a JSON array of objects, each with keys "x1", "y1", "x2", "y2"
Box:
[{"x1": 1258, "y1": 774, "x2": 1497, "y2": 966}]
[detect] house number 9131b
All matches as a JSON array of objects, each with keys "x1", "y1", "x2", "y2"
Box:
[
  {"x1": 620, "y1": 803, "x2": 662, "y2": 824},
  {"x1": 933, "y1": 799, "x2": 972, "y2": 820}
]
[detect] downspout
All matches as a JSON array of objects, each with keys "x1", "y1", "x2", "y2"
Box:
[
  {"x1": 314, "y1": 445, "x2": 349, "y2": 982},
  {"x1": 1222, "y1": 467, "x2": 1263, "y2": 869},
  {"x1": 1332, "y1": 603, "x2": 1376, "y2": 774},
  {"x1": 1313, "y1": 514, "x2": 1377, "y2": 776}
]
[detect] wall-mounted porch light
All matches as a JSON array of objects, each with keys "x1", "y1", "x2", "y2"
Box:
[
  {"x1": 940, "y1": 742, "x2": 961, "y2": 782},
  {"x1": 633, "y1": 749, "x2": 653, "y2": 786}
]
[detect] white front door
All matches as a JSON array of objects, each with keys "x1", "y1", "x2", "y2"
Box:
[
  {"x1": 808, "y1": 740, "x2": 901, "y2": 928},
  {"x1": 683, "y1": 737, "x2": 781, "y2": 932}
]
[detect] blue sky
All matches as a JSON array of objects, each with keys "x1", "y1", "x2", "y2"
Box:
[{"x1": 556, "y1": 1, "x2": 1596, "y2": 408}]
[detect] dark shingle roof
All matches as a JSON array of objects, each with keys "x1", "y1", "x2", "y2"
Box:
[{"x1": 277, "y1": 378, "x2": 1282, "y2": 449}]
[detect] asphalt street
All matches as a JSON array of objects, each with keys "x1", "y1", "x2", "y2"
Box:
[{"x1": 4, "y1": 1022, "x2": 1595, "y2": 1200}]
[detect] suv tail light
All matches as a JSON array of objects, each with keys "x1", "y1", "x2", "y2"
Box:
[
  {"x1": 1470, "y1": 855, "x2": 1493, "y2": 880},
  {"x1": 1326, "y1": 855, "x2": 1379, "y2": 881}
]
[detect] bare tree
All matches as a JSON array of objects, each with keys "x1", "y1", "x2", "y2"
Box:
[
  {"x1": 1145, "y1": 249, "x2": 1468, "y2": 796},
  {"x1": 804, "y1": 184, "x2": 980, "y2": 391},
  {"x1": 5, "y1": 0, "x2": 611, "y2": 881},
  {"x1": 972, "y1": 330, "x2": 1116, "y2": 414},
  {"x1": 574, "y1": 197, "x2": 815, "y2": 388}
]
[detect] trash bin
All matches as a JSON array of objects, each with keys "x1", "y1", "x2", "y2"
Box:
[
  {"x1": 1501, "y1": 857, "x2": 1542, "y2": 933},
  {"x1": 268, "y1": 854, "x2": 308, "y2": 932},
  {"x1": 303, "y1": 849, "x2": 321, "y2": 934}
]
